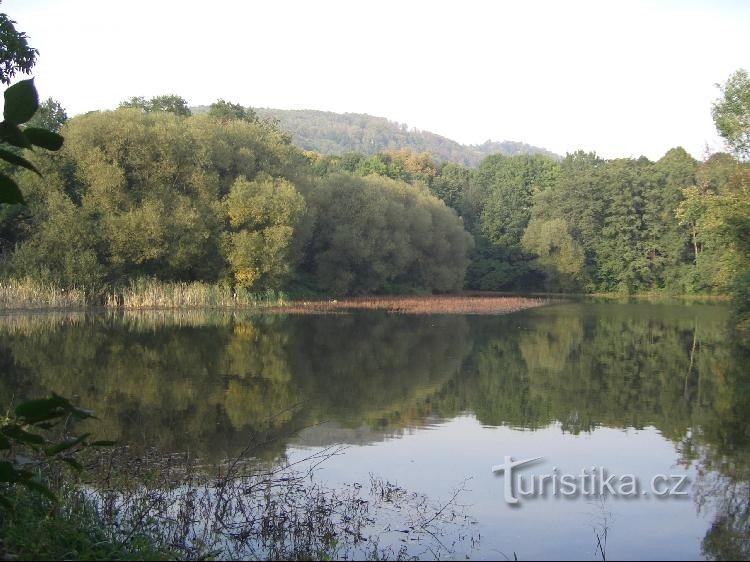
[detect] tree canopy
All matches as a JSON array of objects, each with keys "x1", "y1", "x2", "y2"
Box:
[
  {"x1": 0, "y1": 6, "x2": 37, "y2": 85},
  {"x1": 713, "y1": 69, "x2": 750, "y2": 161}
]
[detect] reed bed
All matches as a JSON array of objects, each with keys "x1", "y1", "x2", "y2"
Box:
[
  {"x1": 0, "y1": 278, "x2": 87, "y2": 310},
  {"x1": 104, "y1": 279, "x2": 286, "y2": 309},
  {"x1": 271, "y1": 294, "x2": 554, "y2": 315}
]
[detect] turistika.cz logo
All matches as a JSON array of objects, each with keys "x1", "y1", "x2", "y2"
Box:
[{"x1": 491, "y1": 456, "x2": 690, "y2": 505}]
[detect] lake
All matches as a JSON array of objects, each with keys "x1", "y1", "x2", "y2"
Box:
[{"x1": 1, "y1": 301, "x2": 747, "y2": 560}]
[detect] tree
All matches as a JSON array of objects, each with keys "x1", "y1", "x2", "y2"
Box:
[
  {"x1": 223, "y1": 174, "x2": 305, "y2": 290},
  {"x1": 118, "y1": 94, "x2": 191, "y2": 116},
  {"x1": 522, "y1": 218, "x2": 584, "y2": 292},
  {"x1": 712, "y1": 69, "x2": 750, "y2": 160},
  {"x1": 0, "y1": 5, "x2": 37, "y2": 85},
  {"x1": 208, "y1": 99, "x2": 257, "y2": 123},
  {"x1": 27, "y1": 97, "x2": 68, "y2": 132},
  {"x1": 304, "y1": 173, "x2": 472, "y2": 295}
]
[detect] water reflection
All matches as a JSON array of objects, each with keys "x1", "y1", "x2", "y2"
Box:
[{"x1": 0, "y1": 302, "x2": 747, "y2": 558}]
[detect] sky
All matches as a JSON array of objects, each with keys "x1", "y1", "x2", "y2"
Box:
[{"x1": 4, "y1": 0, "x2": 750, "y2": 160}]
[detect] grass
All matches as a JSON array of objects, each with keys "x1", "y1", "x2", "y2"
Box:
[
  {"x1": 0, "y1": 278, "x2": 87, "y2": 310},
  {"x1": 104, "y1": 279, "x2": 287, "y2": 309},
  {"x1": 0, "y1": 485, "x2": 177, "y2": 561},
  {"x1": 272, "y1": 294, "x2": 554, "y2": 315}
]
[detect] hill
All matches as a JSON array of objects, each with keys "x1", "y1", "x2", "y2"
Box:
[
  {"x1": 255, "y1": 109, "x2": 559, "y2": 167},
  {"x1": 193, "y1": 106, "x2": 558, "y2": 166}
]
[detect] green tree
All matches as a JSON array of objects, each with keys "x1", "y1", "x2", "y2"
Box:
[
  {"x1": 118, "y1": 94, "x2": 191, "y2": 116},
  {"x1": 430, "y1": 162, "x2": 471, "y2": 210},
  {"x1": 521, "y1": 218, "x2": 584, "y2": 291},
  {"x1": 304, "y1": 173, "x2": 472, "y2": 295},
  {"x1": 712, "y1": 69, "x2": 750, "y2": 160},
  {"x1": 223, "y1": 174, "x2": 305, "y2": 290},
  {"x1": 0, "y1": 5, "x2": 37, "y2": 85},
  {"x1": 26, "y1": 97, "x2": 67, "y2": 132},
  {"x1": 208, "y1": 99, "x2": 257, "y2": 123},
  {"x1": 649, "y1": 147, "x2": 697, "y2": 292}
]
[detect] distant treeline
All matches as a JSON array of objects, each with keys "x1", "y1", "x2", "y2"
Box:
[
  {"x1": 192, "y1": 106, "x2": 560, "y2": 167},
  {"x1": 0, "y1": 94, "x2": 748, "y2": 300}
]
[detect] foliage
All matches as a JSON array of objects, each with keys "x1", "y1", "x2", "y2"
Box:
[
  {"x1": 0, "y1": 79, "x2": 64, "y2": 205},
  {"x1": 1, "y1": 69, "x2": 749, "y2": 301},
  {"x1": 0, "y1": 277, "x2": 87, "y2": 309},
  {"x1": 0, "y1": 6, "x2": 37, "y2": 85},
  {"x1": 0, "y1": 393, "x2": 112, "y2": 506},
  {"x1": 224, "y1": 174, "x2": 305, "y2": 290},
  {"x1": 521, "y1": 218, "x2": 584, "y2": 291},
  {"x1": 0, "y1": 485, "x2": 176, "y2": 560},
  {"x1": 245, "y1": 108, "x2": 559, "y2": 167},
  {"x1": 103, "y1": 278, "x2": 286, "y2": 309},
  {"x1": 303, "y1": 173, "x2": 472, "y2": 295},
  {"x1": 119, "y1": 94, "x2": 192, "y2": 116},
  {"x1": 208, "y1": 98, "x2": 257, "y2": 123},
  {"x1": 712, "y1": 69, "x2": 750, "y2": 160},
  {"x1": 26, "y1": 97, "x2": 68, "y2": 132}
]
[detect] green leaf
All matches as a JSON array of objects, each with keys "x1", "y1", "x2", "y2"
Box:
[
  {"x1": 44, "y1": 433, "x2": 91, "y2": 456},
  {"x1": 14, "y1": 394, "x2": 92, "y2": 425},
  {"x1": 3, "y1": 79, "x2": 39, "y2": 125},
  {"x1": 0, "y1": 172, "x2": 24, "y2": 205},
  {"x1": 0, "y1": 121, "x2": 31, "y2": 148},
  {"x1": 0, "y1": 147, "x2": 40, "y2": 175},
  {"x1": 1, "y1": 424, "x2": 45, "y2": 445},
  {"x1": 23, "y1": 127, "x2": 64, "y2": 151},
  {"x1": 14, "y1": 396, "x2": 68, "y2": 424}
]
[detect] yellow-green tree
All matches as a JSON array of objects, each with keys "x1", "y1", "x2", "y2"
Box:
[{"x1": 223, "y1": 174, "x2": 305, "y2": 290}]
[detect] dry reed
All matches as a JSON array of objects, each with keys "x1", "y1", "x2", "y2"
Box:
[
  {"x1": 104, "y1": 279, "x2": 286, "y2": 309},
  {"x1": 271, "y1": 294, "x2": 554, "y2": 315},
  {"x1": 0, "y1": 278, "x2": 87, "y2": 310}
]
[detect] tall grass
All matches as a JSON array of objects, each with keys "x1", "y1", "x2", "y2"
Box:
[
  {"x1": 105, "y1": 279, "x2": 287, "y2": 309},
  {"x1": 0, "y1": 278, "x2": 87, "y2": 310}
]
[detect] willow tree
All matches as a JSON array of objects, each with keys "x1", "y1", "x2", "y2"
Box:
[
  {"x1": 304, "y1": 173, "x2": 472, "y2": 295},
  {"x1": 223, "y1": 174, "x2": 305, "y2": 290}
]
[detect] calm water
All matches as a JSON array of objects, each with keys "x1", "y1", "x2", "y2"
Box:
[{"x1": 1, "y1": 301, "x2": 748, "y2": 560}]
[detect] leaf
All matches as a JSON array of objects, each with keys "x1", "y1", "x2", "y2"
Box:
[
  {"x1": 0, "y1": 172, "x2": 24, "y2": 205},
  {"x1": 3, "y1": 79, "x2": 39, "y2": 125},
  {"x1": 0, "y1": 121, "x2": 31, "y2": 149},
  {"x1": 15, "y1": 394, "x2": 92, "y2": 425},
  {"x1": 0, "y1": 147, "x2": 40, "y2": 175},
  {"x1": 1, "y1": 424, "x2": 45, "y2": 445},
  {"x1": 14, "y1": 396, "x2": 68, "y2": 424},
  {"x1": 44, "y1": 433, "x2": 91, "y2": 456},
  {"x1": 23, "y1": 127, "x2": 64, "y2": 151}
]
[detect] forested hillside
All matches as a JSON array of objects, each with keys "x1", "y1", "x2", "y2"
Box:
[
  {"x1": 191, "y1": 106, "x2": 559, "y2": 166},
  {"x1": 1, "y1": 66, "x2": 749, "y2": 302}
]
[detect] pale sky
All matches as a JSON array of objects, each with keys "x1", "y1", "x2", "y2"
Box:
[{"x1": 4, "y1": 0, "x2": 749, "y2": 160}]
